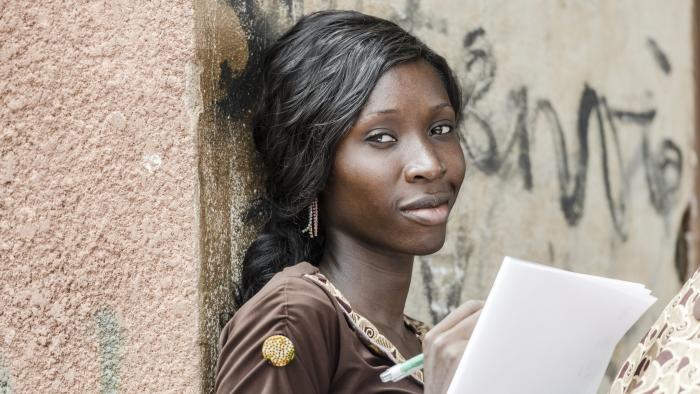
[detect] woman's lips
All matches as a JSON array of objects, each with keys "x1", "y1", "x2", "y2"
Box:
[{"x1": 400, "y1": 202, "x2": 450, "y2": 225}]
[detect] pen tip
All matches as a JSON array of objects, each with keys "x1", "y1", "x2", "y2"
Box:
[{"x1": 380, "y1": 368, "x2": 397, "y2": 383}]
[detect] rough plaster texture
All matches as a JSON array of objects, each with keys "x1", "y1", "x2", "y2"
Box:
[
  {"x1": 205, "y1": 1, "x2": 696, "y2": 393},
  {"x1": 1, "y1": 1, "x2": 199, "y2": 392}
]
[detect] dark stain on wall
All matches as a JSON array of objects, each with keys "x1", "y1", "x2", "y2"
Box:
[{"x1": 218, "y1": 0, "x2": 279, "y2": 121}]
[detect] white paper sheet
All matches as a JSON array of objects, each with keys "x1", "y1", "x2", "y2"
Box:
[{"x1": 446, "y1": 256, "x2": 657, "y2": 394}]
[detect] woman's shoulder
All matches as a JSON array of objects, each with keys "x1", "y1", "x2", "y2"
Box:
[
  {"x1": 216, "y1": 262, "x2": 343, "y2": 393},
  {"x1": 223, "y1": 262, "x2": 340, "y2": 339}
]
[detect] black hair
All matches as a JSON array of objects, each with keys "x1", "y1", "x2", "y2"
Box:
[{"x1": 235, "y1": 10, "x2": 462, "y2": 308}]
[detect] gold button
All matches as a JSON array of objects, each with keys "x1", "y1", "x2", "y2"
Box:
[{"x1": 262, "y1": 335, "x2": 295, "y2": 367}]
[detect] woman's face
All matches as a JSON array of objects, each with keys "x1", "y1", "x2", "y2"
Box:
[{"x1": 322, "y1": 60, "x2": 466, "y2": 256}]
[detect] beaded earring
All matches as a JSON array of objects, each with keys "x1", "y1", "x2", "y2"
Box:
[{"x1": 301, "y1": 198, "x2": 319, "y2": 238}]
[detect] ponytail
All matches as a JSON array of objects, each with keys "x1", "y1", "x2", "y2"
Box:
[{"x1": 235, "y1": 209, "x2": 324, "y2": 308}]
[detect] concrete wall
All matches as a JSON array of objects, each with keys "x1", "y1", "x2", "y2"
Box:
[
  {"x1": 1, "y1": 1, "x2": 199, "y2": 392},
  {"x1": 1, "y1": 0, "x2": 695, "y2": 393}
]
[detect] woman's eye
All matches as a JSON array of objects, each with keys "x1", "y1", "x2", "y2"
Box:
[
  {"x1": 431, "y1": 124, "x2": 453, "y2": 135},
  {"x1": 367, "y1": 133, "x2": 397, "y2": 143}
]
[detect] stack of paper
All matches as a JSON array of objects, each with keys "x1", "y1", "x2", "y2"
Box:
[{"x1": 447, "y1": 256, "x2": 656, "y2": 394}]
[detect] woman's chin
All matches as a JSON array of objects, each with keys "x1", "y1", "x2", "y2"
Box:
[{"x1": 407, "y1": 232, "x2": 447, "y2": 256}]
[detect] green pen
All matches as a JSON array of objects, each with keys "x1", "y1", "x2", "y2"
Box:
[{"x1": 380, "y1": 353, "x2": 424, "y2": 382}]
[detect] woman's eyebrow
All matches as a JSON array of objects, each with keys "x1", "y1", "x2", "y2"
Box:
[
  {"x1": 363, "y1": 108, "x2": 399, "y2": 118},
  {"x1": 431, "y1": 102, "x2": 453, "y2": 112},
  {"x1": 363, "y1": 102, "x2": 452, "y2": 118}
]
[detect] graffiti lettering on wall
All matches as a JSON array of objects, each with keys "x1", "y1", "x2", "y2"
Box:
[
  {"x1": 95, "y1": 309, "x2": 123, "y2": 394},
  {"x1": 460, "y1": 28, "x2": 682, "y2": 241}
]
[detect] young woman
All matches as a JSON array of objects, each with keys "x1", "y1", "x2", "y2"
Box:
[{"x1": 215, "y1": 10, "x2": 482, "y2": 393}]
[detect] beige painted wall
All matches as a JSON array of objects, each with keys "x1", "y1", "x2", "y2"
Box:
[
  {"x1": 1, "y1": 0, "x2": 695, "y2": 393},
  {"x1": 1, "y1": 1, "x2": 199, "y2": 392}
]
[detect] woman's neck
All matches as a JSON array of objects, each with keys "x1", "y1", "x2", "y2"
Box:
[{"x1": 317, "y1": 230, "x2": 414, "y2": 334}]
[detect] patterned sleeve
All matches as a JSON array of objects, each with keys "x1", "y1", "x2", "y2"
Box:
[
  {"x1": 214, "y1": 277, "x2": 340, "y2": 394},
  {"x1": 608, "y1": 267, "x2": 700, "y2": 393}
]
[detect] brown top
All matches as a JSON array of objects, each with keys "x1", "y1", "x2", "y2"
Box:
[{"x1": 215, "y1": 262, "x2": 429, "y2": 394}]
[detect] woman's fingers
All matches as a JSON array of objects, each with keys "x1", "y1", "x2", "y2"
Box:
[
  {"x1": 424, "y1": 309, "x2": 482, "y2": 354},
  {"x1": 443, "y1": 308, "x2": 481, "y2": 344},
  {"x1": 444, "y1": 308, "x2": 481, "y2": 339},
  {"x1": 427, "y1": 300, "x2": 484, "y2": 338}
]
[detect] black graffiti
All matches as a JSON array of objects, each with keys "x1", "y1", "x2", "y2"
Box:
[
  {"x1": 462, "y1": 27, "x2": 497, "y2": 104},
  {"x1": 420, "y1": 230, "x2": 472, "y2": 323},
  {"x1": 647, "y1": 38, "x2": 672, "y2": 75},
  {"x1": 461, "y1": 29, "x2": 683, "y2": 241}
]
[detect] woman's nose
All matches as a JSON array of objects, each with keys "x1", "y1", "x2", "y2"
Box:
[{"x1": 403, "y1": 140, "x2": 447, "y2": 182}]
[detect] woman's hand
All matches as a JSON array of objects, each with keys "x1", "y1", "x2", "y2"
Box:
[{"x1": 422, "y1": 300, "x2": 484, "y2": 394}]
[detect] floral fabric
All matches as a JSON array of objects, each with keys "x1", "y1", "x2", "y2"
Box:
[{"x1": 609, "y1": 267, "x2": 700, "y2": 393}]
